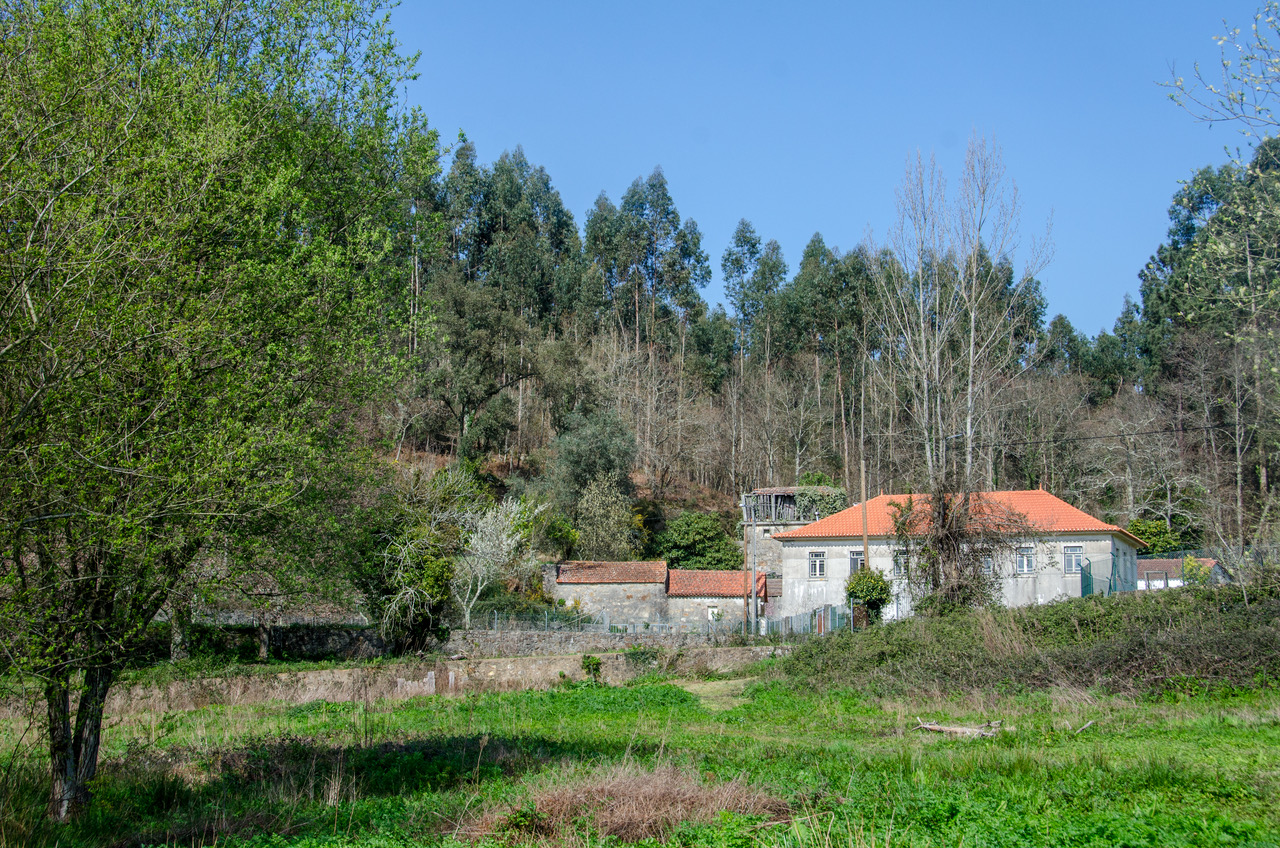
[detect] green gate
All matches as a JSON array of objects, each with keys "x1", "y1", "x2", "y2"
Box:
[{"x1": 1081, "y1": 559, "x2": 1111, "y2": 597}]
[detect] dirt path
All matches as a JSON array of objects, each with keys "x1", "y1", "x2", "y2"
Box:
[{"x1": 671, "y1": 677, "x2": 757, "y2": 712}]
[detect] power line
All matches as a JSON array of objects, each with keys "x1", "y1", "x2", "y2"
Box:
[{"x1": 973, "y1": 424, "x2": 1218, "y2": 452}]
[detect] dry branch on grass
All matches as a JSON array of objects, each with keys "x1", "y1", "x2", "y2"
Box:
[
  {"x1": 465, "y1": 763, "x2": 789, "y2": 843},
  {"x1": 913, "y1": 717, "x2": 1004, "y2": 738}
]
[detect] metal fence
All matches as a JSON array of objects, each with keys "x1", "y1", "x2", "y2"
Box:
[
  {"x1": 463, "y1": 609, "x2": 741, "y2": 636},
  {"x1": 762, "y1": 604, "x2": 858, "y2": 636}
]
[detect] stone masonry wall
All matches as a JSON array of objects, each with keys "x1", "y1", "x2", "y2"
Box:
[
  {"x1": 550, "y1": 581, "x2": 667, "y2": 622},
  {"x1": 442, "y1": 628, "x2": 748, "y2": 658},
  {"x1": 0, "y1": 645, "x2": 792, "y2": 718}
]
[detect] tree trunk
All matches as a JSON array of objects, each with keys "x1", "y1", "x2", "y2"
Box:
[
  {"x1": 170, "y1": 596, "x2": 192, "y2": 661},
  {"x1": 46, "y1": 664, "x2": 114, "y2": 822}
]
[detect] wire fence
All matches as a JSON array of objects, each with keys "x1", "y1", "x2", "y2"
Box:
[
  {"x1": 462, "y1": 609, "x2": 744, "y2": 636},
  {"x1": 762, "y1": 605, "x2": 861, "y2": 636}
]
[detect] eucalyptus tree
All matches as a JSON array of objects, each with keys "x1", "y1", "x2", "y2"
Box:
[
  {"x1": 0, "y1": 0, "x2": 435, "y2": 819},
  {"x1": 584, "y1": 168, "x2": 710, "y2": 481},
  {"x1": 415, "y1": 145, "x2": 589, "y2": 458}
]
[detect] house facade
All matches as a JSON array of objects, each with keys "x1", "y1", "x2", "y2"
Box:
[
  {"x1": 772, "y1": 490, "x2": 1144, "y2": 620},
  {"x1": 667, "y1": 569, "x2": 767, "y2": 624},
  {"x1": 742, "y1": 485, "x2": 845, "y2": 574}
]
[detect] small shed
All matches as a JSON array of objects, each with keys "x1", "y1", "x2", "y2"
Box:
[
  {"x1": 666, "y1": 570, "x2": 767, "y2": 624},
  {"x1": 550, "y1": 561, "x2": 668, "y2": 622}
]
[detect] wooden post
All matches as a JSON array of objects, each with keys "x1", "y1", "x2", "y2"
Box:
[{"x1": 861, "y1": 459, "x2": 871, "y2": 570}]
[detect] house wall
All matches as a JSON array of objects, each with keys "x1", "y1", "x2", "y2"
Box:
[
  {"x1": 667, "y1": 594, "x2": 756, "y2": 625},
  {"x1": 778, "y1": 540, "x2": 897, "y2": 619},
  {"x1": 744, "y1": 522, "x2": 808, "y2": 574},
  {"x1": 550, "y1": 581, "x2": 667, "y2": 622},
  {"x1": 778, "y1": 533, "x2": 1139, "y2": 619}
]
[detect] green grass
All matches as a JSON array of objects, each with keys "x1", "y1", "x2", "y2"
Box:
[
  {"x1": 1, "y1": 676, "x2": 1277, "y2": 847},
  {"x1": 2, "y1": 586, "x2": 1278, "y2": 847}
]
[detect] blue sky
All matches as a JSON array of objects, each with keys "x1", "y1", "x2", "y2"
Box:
[{"x1": 391, "y1": 1, "x2": 1261, "y2": 337}]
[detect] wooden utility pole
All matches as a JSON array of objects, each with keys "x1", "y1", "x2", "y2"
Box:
[
  {"x1": 861, "y1": 459, "x2": 871, "y2": 569},
  {"x1": 741, "y1": 494, "x2": 751, "y2": 634}
]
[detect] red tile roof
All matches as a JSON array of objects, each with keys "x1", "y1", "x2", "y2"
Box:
[
  {"x1": 1138, "y1": 557, "x2": 1213, "y2": 579},
  {"x1": 667, "y1": 569, "x2": 767, "y2": 599},
  {"x1": 772, "y1": 490, "x2": 1144, "y2": 547},
  {"x1": 555, "y1": 561, "x2": 667, "y2": 584}
]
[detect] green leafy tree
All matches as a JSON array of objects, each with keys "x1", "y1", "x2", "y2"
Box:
[
  {"x1": 373, "y1": 465, "x2": 488, "y2": 647},
  {"x1": 0, "y1": 0, "x2": 432, "y2": 819},
  {"x1": 1127, "y1": 518, "x2": 1188, "y2": 555},
  {"x1": 845, "y1": 569, "x2": 892, "y2": 622},
  {"x1": 574, "y1": 476, "x2": 643, "y2": 561},
  {"x1": 544, "y1": 410, "x2": 638, "y2": 507},
  {"x1": 653, "y1": 512, "x2": 741, "y2": 570}
]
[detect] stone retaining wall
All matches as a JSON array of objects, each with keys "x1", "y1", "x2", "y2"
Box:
[
  {"x1": 0, "y1": 645, "x2": 791, "y2": 719},
  {"x1": 443, "y1": 628, "x2": 754, "y2": 658}
]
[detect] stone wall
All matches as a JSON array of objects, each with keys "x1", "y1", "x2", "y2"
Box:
[
  {"x1": 744, "y1": 522, "x2": 807, "y2": 575},
  {"x1": 0, "y1": 645, "x2": 792, "y2": 718},
  {"x1": 442, "y1": 628, "x2": 749, "y2": 658},
  {"x1": 550, "y1": 580, "x2": 667, "y2": 622},
  {"x1": 666, "y1": 595, "x2": 748, "y2": 625}
]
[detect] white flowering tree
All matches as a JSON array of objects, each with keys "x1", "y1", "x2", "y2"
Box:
[{"x1": 452, "y1": 499, "x2": 546, "y2": 629}]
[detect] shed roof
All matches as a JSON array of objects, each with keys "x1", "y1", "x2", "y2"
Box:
[
  {"x1": 667, "y1": 569, "x2": 767, "y2": 599},
  {"x1": 773, "y1": 490, "x2": 1145, "y2": 547},
  {"x1": 750, "y1": 486, "x2": 843, "y2": 496},
  {"x1": 555, "y1": 561, "x2": 667, "y2": 584}
]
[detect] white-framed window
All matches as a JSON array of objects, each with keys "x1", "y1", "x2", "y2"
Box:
[
  {"x1": 981, "y1": 555, "x2": 994, "y2": 575},
  {"x1": 808, "y1": 551, "x2": 826, "y2": 579},
  {"x1": 1063, "y1": 545, "x2": 1083, "y2": 575},
  {"x1": 850, "y1": 549, "x2": 865, "y2": 572},
  {"x1": 892, "y1": 551, "x2": 909, "y2": 578},
  {"x1": 1016, "y1": 547, "x2": 1035, "y2": 575},
  {"x1": 707, "y1": 605, "x2": 720, "y2": 621}
]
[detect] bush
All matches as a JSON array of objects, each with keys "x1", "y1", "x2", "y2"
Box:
[
  {"x1": 777, "y1": 586, "x2": 1280, "y2": 696},
  {"x1": 845, "y1": 569, "x2": 892, "y2": 621}
]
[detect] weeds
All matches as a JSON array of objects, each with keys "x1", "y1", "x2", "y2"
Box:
[{"x1": 1, "y1": 588, "x2": 1277, "y2": 846}]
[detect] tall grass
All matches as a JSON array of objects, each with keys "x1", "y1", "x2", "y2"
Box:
[{"x1": 777, "y1": 586, "x2": 1280, "y2": 696}]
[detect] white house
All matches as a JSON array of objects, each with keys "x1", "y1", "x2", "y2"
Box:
[{"x1": 772, "y1": 490, "x2": 1144, "y2": 619}]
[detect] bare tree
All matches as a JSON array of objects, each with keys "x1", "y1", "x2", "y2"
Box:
[
  {"x1": 451, "y1": 499, "x2": 545, "y2": 629},
  {"x1": 871, "y1": 136, "x2": 1048, "y2": 493}
]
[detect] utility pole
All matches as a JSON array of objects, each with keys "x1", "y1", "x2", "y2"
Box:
[{"x1": 860, "y1": 459, "x2": 871, "y2": 568}]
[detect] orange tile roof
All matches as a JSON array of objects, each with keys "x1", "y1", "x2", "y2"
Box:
[
  {"x1": 772, "y1": 490, "x2": 1144, "y2": 547},
  {"x1": 555, "y1": 561, "x2": 667, "y2": 584},
  {"x1": 667, "y1": 570, "x2": 767, "y2": 599}
]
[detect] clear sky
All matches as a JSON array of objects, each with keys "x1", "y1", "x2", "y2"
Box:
[{"x1": 390, "y1": 1, "x2": 1261, "y2": 337}]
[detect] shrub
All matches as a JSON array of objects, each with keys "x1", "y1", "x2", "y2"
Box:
[
  {"x1": 581, "y1": 654, "x2": 602, "y2": 683},
  {"x1": 845, "y1": 569, "x2": 892, "y2": 621}
]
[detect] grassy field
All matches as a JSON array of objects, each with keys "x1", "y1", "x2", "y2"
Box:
[{"x1": 2, "y1": 588, "x2": 1278, "y2": 847}]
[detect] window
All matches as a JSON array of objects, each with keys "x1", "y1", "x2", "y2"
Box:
[
  {"x1": 981, "y1": 555, "x2": 994, "y2": 575},
  {"x1": 1063, "y1": 545, "x2": 1083, "y2": 575},
  {"x1": 893, "y1": 551, "x2": 909, "y2": 578},
  {"x1": 808, "y1": 551, "x2": 826, "y2": 579},
  {"x1": 1016, "y1": 547, "x2": 1035, "y2": 575},
  {"x1": 850, "y1": 549, "x2": 865, "y2": 572}
]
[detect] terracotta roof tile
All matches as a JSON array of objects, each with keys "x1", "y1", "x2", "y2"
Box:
[
  {"x1": 667, "y1": 569, "x2": 767, "y2": 599},
  {"x1": 1138, "y1": 557, "x2": 1213, "y2": 578},
  {"x1": 555, "y1": 561, "x2": 667, "y2": 584},
  {"x1": 772, "y1": 490, "x2": 1144, "y2": 547}
]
